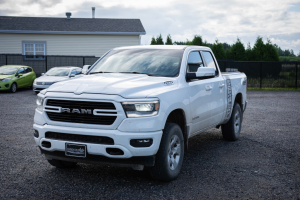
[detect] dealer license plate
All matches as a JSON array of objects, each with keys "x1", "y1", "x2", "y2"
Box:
[{"x1": 65, "y1": 143, "x2": 86, "y2": 158}]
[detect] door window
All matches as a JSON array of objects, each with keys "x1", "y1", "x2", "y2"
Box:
[
  {"x1": 187, "y1": 51, "x2": 204, "y2": 72},
  {"x1": 202, "y1": 51, "x2": 218, "y2": 75},
  {"x1": 16, "y1": 68, "x2": 25, "y2": 75},
  {"x1": 70, "y1": 69, "x2": 77, "y2": 76}
]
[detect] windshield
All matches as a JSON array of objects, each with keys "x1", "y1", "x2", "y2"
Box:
[
  {"x1": 45, "y1": 68, "x2": 70, "y2": 76},
  {"x1": 0, "y1": 67, "x2": 18, "y2": 75},
  {"x1": 89, "y1": 49, "x2": 184, "y2": 77}
]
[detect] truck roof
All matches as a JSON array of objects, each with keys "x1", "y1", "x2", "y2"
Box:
[{"x1": 114, "y1": 45, "x2": 211, "y2": 51}]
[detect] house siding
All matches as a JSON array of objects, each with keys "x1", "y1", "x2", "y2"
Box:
[{"x1": 0, "y1": 33, "x2": 140, "y2": 57}]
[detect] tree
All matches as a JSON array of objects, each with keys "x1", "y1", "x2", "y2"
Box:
[
  {"x1": 156, "y1": 34, "x2": 164, "y2": 45},
  {"x1": 290, "y1": 49, "x2": 295, "y2": 57},
  {"x1": 263, "y1": 39, "x2": 280, "y2": 61},
  {"x1": 192, "y1": 35, "x2": 203, "y2": 46},
  {"x1": 252, "y1": 36, "x2": 265, "y2": 61},
  {"x1": 225, "y1": 49, "x2": 231, "y2": 60},
  {"x1": 297, "y1": 51, "x2": 300, "y2": 58},
  {"x1": 228, "y1": 38, "x2": 246, "y2": 61},
  {"x1": 165, "y1": 34, "x2": 173, "y2": 45},
  {"x1": 211, "y1": 39, "x2": 226, "y2": 60},
  {"x1": 150, "y1": 36, "x2": 157, "y2": 45},
  {"x1": 245, "y1": 43, "x2": 253, "y2": 61}
]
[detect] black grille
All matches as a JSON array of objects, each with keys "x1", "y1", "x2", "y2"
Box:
[
  {"x1": 46, "y1": 112, "x2": 116, "y2": 125},
  {"x1": 45, "y1": 132, "x2": 114, "y2": 145},
  {"x1": 45, "y1": 99, "x2": 117, "y2": 125},
  {"x1": 46, "y1": 99, "x2": 116, "y2": 110},
  {"x1": 36, "y1": 82, "x2": 53, "y2": 85}
]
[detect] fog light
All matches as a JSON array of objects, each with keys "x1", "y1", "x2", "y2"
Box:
[
  {"x1": 34, "y1": 130, "x2": 39, "y2": 138},
  {"x1": 5, "y1": 84, "x2": 9, "y2": 88},
  {"x1": 130, "y1": 139, "x2": 153, "y2": 147}
]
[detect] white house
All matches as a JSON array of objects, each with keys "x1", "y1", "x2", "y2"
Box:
[{"x1": 0, "y1": 13, "x2": 146, "y2": 58}]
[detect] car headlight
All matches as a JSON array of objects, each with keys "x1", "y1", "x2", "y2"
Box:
[
  {"x1": 33, "y1": 79, "x2": 37, "y2": 84},
  {"x1": 122, "y1": 101, "x2": 159, "y2": 118},
  {"x1": 2, "y1": 78, "x2": 11, "y2": 82},
  {"x1": 36, "y1": 96, "x2": 44, "y2": 112}
]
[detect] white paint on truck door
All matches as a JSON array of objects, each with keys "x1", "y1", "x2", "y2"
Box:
[
  {"x1": 201, "y1": 51, "x2": 226, "y2": 126},
  {"x1": 187, "y1": 51, "x2": 212, "y2": 134}
]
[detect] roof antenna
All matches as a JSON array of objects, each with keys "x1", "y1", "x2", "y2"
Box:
[{"x1": 92, "y1": 7, "x2": 95, "y2": 18}]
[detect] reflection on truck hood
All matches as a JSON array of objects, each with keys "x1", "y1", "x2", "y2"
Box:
[{"x1": 46, "y1": 73, "x2": 178, "y2": 98}]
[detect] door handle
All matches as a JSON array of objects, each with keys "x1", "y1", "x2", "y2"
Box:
[
  {"x1": 205, "y1": 85, "x2": 212, "y2": 91},
  {"x1": 219, "y1": 83, "x2": 225, "y2": 88}
]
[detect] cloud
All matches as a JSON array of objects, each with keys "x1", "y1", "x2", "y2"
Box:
[{"x1": 0, "y1": 0, "x2": 299, "y2": 53}]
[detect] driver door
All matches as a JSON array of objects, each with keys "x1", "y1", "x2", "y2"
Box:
[
  {"x1": 15, "y1": 67, "x2": 26, "y2": 87},
  {"x1": 188, "y1": 51, "x2": 212, "y2": 135}
]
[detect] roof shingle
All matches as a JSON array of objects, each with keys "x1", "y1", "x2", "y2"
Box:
[{"x1": 0, "y1": 16, "x2": 146, "y2": 35}]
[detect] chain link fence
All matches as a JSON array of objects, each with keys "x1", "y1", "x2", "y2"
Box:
[
  {"x1": 0, "y1": 54, "x2": 99, "y2": 76},
  {"x1": 217, "y1": 60, "x2": 299, "y2": 88}
]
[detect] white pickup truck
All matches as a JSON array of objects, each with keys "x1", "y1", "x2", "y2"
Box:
[{"x1": 33, "y1": 45, "x2": 247, "y2": 181}]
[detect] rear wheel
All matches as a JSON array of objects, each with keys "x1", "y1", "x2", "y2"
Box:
[
  {"x1": 10, "y1": 83, "x2": 17, "y2": 93},
  {"x1": 47, "y1": 159, "x2": 77, "y2": 168},
  {"x1": 221, "y1": 102, "x2": 242, "y2": 141},
  {"x1": 149, "y1": 122, "x2": 184, "y2": 181}
]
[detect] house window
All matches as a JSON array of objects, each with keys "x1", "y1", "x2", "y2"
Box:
[{"x1": 23, "y1": 42, "x2": 46, "y2": 60}]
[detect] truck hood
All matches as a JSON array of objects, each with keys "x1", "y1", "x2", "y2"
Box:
[{"x1": 46, "y1": 73, "x2": 178, "y2": 98}]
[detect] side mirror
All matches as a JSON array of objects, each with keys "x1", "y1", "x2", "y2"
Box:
[
  {"x1": 186, "y1": 67, "x2": 215, "y2": 80},
  {"x1": 17, "y1": 73, "x2": 23, "y2": 77},
  {"x1": 69, "y1": 74, "x2": 75, "y2": 78},
  {"x1": 41, "y1": 73, "x2": 45, "y2": 76},
  {"x1": 82, "y1": 65, "x2": 91, "y2": 74}
]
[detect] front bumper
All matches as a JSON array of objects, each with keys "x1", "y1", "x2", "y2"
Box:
[
  {"x1": 33, "y1": 84, "x2": 50, "y2": 92},
  {"x1": 33, "y1": 123, "x2": 163, "y2": 159},
  {"x1": 0, "y1": 81, "x2": 12, "y2": 90}
]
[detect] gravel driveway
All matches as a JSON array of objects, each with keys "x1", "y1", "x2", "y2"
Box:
[{"x1": 0, "y1": 90, "x2": 299, "y2": 199}]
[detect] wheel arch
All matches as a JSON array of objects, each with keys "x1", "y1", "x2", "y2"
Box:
[
  {"x1": 165, "y1": 108, "x2": 188, "y2": 151},
  {"x1": 234, "y1": 92, "x2": 243, "y2": 108}
]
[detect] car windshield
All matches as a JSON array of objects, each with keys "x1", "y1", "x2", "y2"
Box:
[
  {"x1": 89, "y1": 49, "x2": 184, "y2": 77},
  {"x1": 45, "y1": 68, "x2": 70, "y2": 76},
  {"x1": 0, "y1": 67, "x2": 18, "y2": 75}
]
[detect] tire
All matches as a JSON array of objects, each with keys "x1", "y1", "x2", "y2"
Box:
[
  {"x1": 10, "y1": 83, "x2": 17, "y2": 93},
  {"x1": 221, "y1": 102, "x2": 242, "y2": 141},
  {"x1": 149, "y1": 122, "x2": 184, "y2": 181},
  {"x1": 47, "y1": 159, "x2": 77, "y2": 168}
]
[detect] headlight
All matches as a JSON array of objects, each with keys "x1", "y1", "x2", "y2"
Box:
[
  {"x1": 33, "y1": 79, "x2": 37, "y2": 84},
  {"x1": 36, "y1": 96, "x2": 44, "y2": 112},
  {"x1": 2, "y1": 78, "x2": 11, "y2": 82},
  {"x1": 122, "y1": 101, "x2": 159, "y2": 118}
]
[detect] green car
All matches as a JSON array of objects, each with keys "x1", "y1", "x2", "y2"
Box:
[{"x1": 0, "y1": 65, "x2": 36, "y2": 93}]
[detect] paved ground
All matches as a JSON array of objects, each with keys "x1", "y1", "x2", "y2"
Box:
[{"x1": 0, "y1": 89, "x2": 300, "y2": 199}]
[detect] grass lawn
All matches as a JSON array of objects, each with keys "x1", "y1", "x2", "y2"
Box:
[{"x1": 248, "y1": 87, "x2": 300, "y2": 91}]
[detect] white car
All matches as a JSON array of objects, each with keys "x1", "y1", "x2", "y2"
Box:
[
  {"x1": 33, "y1": 67, "x2": 82, "y2": 94},
  {"x1": 33, "y1": 45, "x2": 247, "y2": 181}
]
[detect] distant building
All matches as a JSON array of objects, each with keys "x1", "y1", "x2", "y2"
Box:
[{"x1": 0, "y1": 14, "x2": 146, "y2": 59}]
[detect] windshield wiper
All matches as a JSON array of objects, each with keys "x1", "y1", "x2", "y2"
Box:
[
  {"x1": 89, "y1": 71, "x2": 112, "y2": 75},
  {"x1": 119, "y1": 72, "x2": 150, "y2": 75}
]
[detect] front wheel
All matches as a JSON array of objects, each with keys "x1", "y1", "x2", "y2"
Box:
[
  {"x1": 221, "y1": 102, "x2": 242, "y2": 141},
  {"x1": 10, "y1": 83, "x2": 17, "y2": 93},
  {"x1": 149, "y1": 122, "x2": 184, "y2": 181}
]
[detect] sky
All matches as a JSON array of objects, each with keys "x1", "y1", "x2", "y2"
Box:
[{"x1": 0, "y1": 0, "x2": 300, "y2": 54}]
